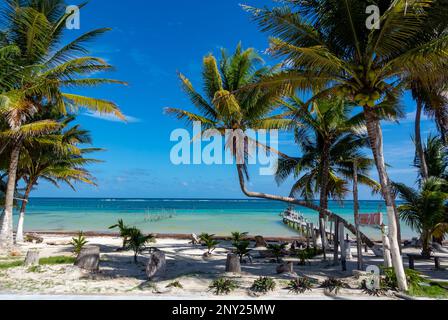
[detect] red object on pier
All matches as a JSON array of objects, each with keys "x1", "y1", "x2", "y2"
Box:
[{"x1": 358, "y1": 213, "x2": 383, "y2": 226}]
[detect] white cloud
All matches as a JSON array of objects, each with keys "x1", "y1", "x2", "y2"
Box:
[{"x1": 83, "y1": 111, "x2": 141, "y2": 123}]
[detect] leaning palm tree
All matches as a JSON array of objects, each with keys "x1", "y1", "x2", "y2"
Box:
[
  {"x1": 166, "y1": 43, "x2": 289, "y2": 170},
  {"x1": 394, "y1": 178, "x2": 448, "y2": 257},
  {"x1": 276, "y1": 96, "x2": 379, "y2": 258},
  {"x1": 167, "y1": 44, "x2": 378, "y2": 249},
  {"x1": 15, "y1": 117, "x2": 100, "y2": 243},
  {"x1": 243, "y1": 0, "x2": 448, "y2": 291},
  {"x1": 0, "y1": 1, "x2": 126, "y2": 248}
]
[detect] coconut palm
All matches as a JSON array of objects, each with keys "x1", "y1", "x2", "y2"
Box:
[
  {"x1": 243, "y1": 0, "x2": 448, "y2": 291},
  {"x1": 394, "y1": 178, "x2": 448, "y2": 257},
  {"x1": 275, "y1": 96, "x2": 379, "y2": 258},
  {"x1": 14, "y1": 116, "x2": 100, "y2": 243},
  {"x1": 165, "y1": 43, "x2": 289, "y2": 171},
  {"x1": 0, "y1": 0, "x2": 126, "y2": 248},
  {"x1": 415, "y1": 135, "x2": 448, "y2": 183}
]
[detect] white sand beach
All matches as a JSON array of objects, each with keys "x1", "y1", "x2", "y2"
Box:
[{"x1": 1, "y1": 234, "x2": 447, "y2": 300}]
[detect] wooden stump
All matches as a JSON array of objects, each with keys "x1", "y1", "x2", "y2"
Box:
[
  {"x1": 24, "y1": 233, "x2": 43, "y2": 244},
  {"x1": 146, "y1": 251, "x2": 166, "y2": 279},
  {"x1": 24, "y1": 250, "x2": 39, "y2": 267},
  {"x1": 75, "y1": 246, "x2": 100, "y2": 272},
  {"x1": 225, "y1": 254, "x2": 241, "y2": 273},
  {"x1": 254, "y1": 236, "x2": 267, "y2": 248},
  {"x1": 276, "y1": 262, "x2": 294, "y2": 274},
  {"x1": 190, "y1": 233, "x2": 200, "y2": 245}
]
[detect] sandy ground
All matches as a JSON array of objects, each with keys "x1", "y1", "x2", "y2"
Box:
[{"x1": 0, "y1": 234, "x2": 447, "y2": 300}]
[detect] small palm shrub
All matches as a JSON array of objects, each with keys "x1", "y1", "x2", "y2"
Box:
[
  {"x1": 287, "y1": 277, "x2": 313, "y2": 294},
  {"x1": 267, "y1": 243, "x2": 287, "y2": 263},
  {"x1": 166, "y1": 281, "x2": 183, "y2": 289},
  {"x1": 231, "y1": 231, "x2": 248, "y2": 243},
  {"x1": 209, "y1": 278, "x2": 238, "y2": 295},
  {"x1": 321, "y1": 278, "x2": 350, "y2": 295},
  {"x1": 233, "y1": 240, "x2": 251, "y2": 263},
  {"x1": 70, "y1": 231, "x2": 88, "y2": 255},
  {"x1": 199, "y1": 233, "x2": 220, "y2": 255},
  {"x1": 382, "y1": 267, "x2": 424, "y2": 291},
  {"x1": 124, "y1": 227, "x2": 155, "y2": 263},
  {"x1": 250, "y1": 277, "x2": 276, "y2": 294},
  {"x1": 109, "y1": 219, "x2": 131, "y2": 249},
  {"x1": 360, "y1": 279, "x2": 387, "y2": 296}
]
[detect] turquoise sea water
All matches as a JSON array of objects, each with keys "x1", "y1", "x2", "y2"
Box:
[{"x1": 13, "y1": 198, "x2": 417, "y2": 240}]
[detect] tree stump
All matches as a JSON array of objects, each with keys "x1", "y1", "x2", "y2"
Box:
[
  {"x1": 190, "y1": 233, "x2": 201, "y2": 245},
  {"x1": 75, "y1": 246, "x2": 100, "y2": 272},
  {"x1": 24, "y1": 250, "x2": 39, "y2": 267},
  {"x1": 254, "y1": 236, "x2": 268, "y2": 248},
  {"x1": 24, "y1": 233, "x2": 43, "y2": 244},
  {"x1": 146, "y1": 251, "x2": 166, "y2": 279},
  {"x1": 276, "y1": 261, "x2": 294, "y2": 274},
  {"x1": 225, "y1": 254, "x2": 241, "y2": 273}
]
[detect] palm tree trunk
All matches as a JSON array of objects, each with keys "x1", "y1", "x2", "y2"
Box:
[
  {"x1": 15, "y1": 181, "x2": 33, "y2": 243},
  {"x1": 363, "y1": 107, "x2": 408, "y2": 292},
  {"x1": 319, "y1": 141, "x2": 331, "y2": 260},
  {"x1": 235, "y1": 164, "x2": 376, "y2": 248},
  {"x1": 415, "y1": 99, "x2": 429, "y2": 180},
  {"x1": 0, "y1": 140, "x2": 21, "y2": 249},
  {"x1": 353, "y1": 160, "x2": 363, "y2": 270}
]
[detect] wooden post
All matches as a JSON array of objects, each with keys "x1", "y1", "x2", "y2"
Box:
[
  {"x1": 338, "y1": 222, "x2": 346, "y2": 271},
  {"x1": 306, "y1": 223, "x2": 311, "y2": 249},
  {"x1": 310, "y1": 223, "x2": 317, "y2": 249},
  {"x1": 333, "y1": 217, "x2": 339, "y2": 265},
  {"x1": 353, "y1": 160, "x2": 363, "y2": 270},
  {"x1": 225, "y1": 254, "x2": 241, "y2": 273}
]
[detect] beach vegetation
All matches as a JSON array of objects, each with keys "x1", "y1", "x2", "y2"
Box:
[
  {"x1": 232, "y1": 240, "x2": 251, "y2": 263},
  {"x1": 199, "y1": 233, "x2": 220, "y2": 255},
  {"x1": 250, "y1": 276, "x2": 276, "y2": 294},
  {"x1": 320, "y1": 278, "x2": 350, "y2": 295},
  {"x1": 166, "y1": 281, "x2": 183, "y2": 289},
  {"x1": 109, "y1": 219, "x2": 132, "y2": 249},
  {"x1": 71, "y1": 231, "x2": 88, "y2": 255},
  {"x1": 39, "y1": 256, "x2": 76, "y2": 265},
  {"x1": 267, "y1": 243, "x2": 287, "y2": 263},
  {"x1": 382, "y1": 267, "x2": 425, "y2": 292},
  {"x1": 0, "y1": 260, "x2": 23, "y2": 269},
  {"x1": 0, "y1": 0, "x2": 125, "y2": 249},
  {"x1": 123, "y1": 227, "x2": 155, "y2": 263},
  {"x1": 286, "y1": 277, "x2": 313, "y2": 294},
  {"x1": 360, "y1": 279, "x2": 387, "y2": 297},
  {"x1": 27, "y1": 265, "x2": 43, "y2": 273},
  {"x1": 231, "y1": 231, "x2": 248, "y2": 244},
  {"x1": 209, "y1": 278, "x2": 238, "y2": 295},
  {"x1": 394, "y1": 177, "x2": 448, "y2": 257}
]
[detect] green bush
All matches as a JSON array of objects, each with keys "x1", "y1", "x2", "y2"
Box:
[
  {"x1": 123, "y1": 227, "x2": 155, "y2": 263},
  {"x1": 231, "y1": 231, "x2": 248, "y2": 243},
  {"x1": 233, "y1": 240, "x2": 251, "y2": 263},
  {"x1": 0, "y1": 260, "x2": 23, "y2": 269},
  {"x1": 39, "y1": 256, "x2": 76, "y2": 265},
  {"x1": 166, "y1": 281, "x2": 183, "y2": 289},
  {"x1": 199, "y1": 233, "x2": 220, "y2": 255},
  {"x1": 287, "y1": 277, "x2": 313, "y2": 294},
  {"x1": 209, "y1": 278, "x2": 238, "y2": 295},
  {"x1": 320, "y1": 278, "x2": 349, "y2": 295},
  {"x1": 267, "y1": 243, "x2": 287, "y2": 263},
  {"x1": 250, "y1": 277, "x2": 276, "y2": 294},
  {"x1": 382, "y1": 267, "x2": 424, "y2": 291},
  {"x1": 70, "y1": 231, "x2": 88, "y2": 255}
]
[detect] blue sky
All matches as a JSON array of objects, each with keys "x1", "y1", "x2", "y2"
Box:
[{"x1": 31, "y1": 0, "x2": 436, "y2": 199}]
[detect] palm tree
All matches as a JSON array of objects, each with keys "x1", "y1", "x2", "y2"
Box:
[
  {"x1": 0, "y1": 0, "x2": 126, "y2": 248},
  {"x1": 394, "y1": 178, "x2": 448, "y2": 257},
  {"x1": 166, "y1": 43, "x2": 289, "y2": 170},
  {"x1": 275, "y1": 96, "x2": 379, "y2": 259},
  {"x1": 243, "y1": 0, "x2": 448, "y2": 291},
  {"x1": 15, "y1": 116, "x2": 100, "y2": 243},
  {"x1": 167, "y1": 43, "x2": 378, "y2": 250}
]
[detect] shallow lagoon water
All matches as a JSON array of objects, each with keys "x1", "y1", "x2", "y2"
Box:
[{"x1": 14, "y1": 198, "x2": 417, "y2": 240}]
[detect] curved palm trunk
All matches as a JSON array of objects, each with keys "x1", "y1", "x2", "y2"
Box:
[
  {"x1": 319, "y1": 141, "x2": 331, "y2": 260},
  {"x1": 0, "y1": 141, "x2": 21, "y2": 249},
  {"x1": 236, "y1": 164, "x2": 375, "y2": 248},
  {"x1": 15, "y1": 181, "x2": 33, "y2": 243},
  {"x1": 415, "y1": 100, "x2": 429, "y2": 180},
  {"x1": 363, "y1": 107, "x2": 408, "y2": 292}
]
